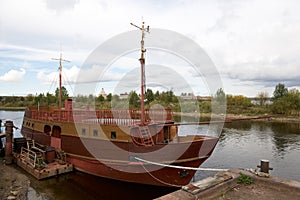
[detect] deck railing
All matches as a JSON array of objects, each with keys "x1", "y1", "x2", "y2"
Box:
[{"x1": 24, "y1": 108, "x2": 173, "y2": 126}]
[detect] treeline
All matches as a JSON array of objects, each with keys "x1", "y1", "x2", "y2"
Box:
[
  {"x1": 212, "y1": 83, "x2": 300, "y2": 116},
  {"x1": 1, "y1": 83, "x2": 299, "y2": 116},
  {"x1": 0, "y1": 87, "x2": 68, "y2": 108}
]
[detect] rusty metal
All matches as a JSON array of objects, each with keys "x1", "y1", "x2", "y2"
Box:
[
  {"x1": 257, "y1": 159, "x2": 273, "y2": 173},
  {"x1": 5, "y1": 120, "x2": 14, "y2": 164}
]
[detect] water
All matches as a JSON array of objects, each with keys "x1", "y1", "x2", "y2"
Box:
[
  {"x1": 1, "y1": 111, "x2": 300, "y2": 199},
  {"x1": 0, "y1": 110, "x2": 23, "y2": 137},
  {"x1": 198, "y1": 120, "x2": 300, "y2": 182}
]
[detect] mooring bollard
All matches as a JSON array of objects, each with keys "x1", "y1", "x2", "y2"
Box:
[
  {"x1": 5, "y1": 120, "x2": 14, "y2": 164},
  {"x1": 257, "y1": 159, "x2": 273, "y2": 174}
]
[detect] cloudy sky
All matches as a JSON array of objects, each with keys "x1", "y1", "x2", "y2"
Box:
[{"x1": 0, "y1": 0, "x2": 299, "y2": 97}]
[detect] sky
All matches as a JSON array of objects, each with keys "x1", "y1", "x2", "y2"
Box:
[{"x1": 0, "y1": 0, "x2": 300, "y2": 97}]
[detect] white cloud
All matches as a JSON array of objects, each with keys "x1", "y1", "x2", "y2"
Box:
[
  {"x1": 37, "y1": 65, "x2": 79, "y2": 83},
  {"x1": 0, "y1": 0, "x2": 300, "y2": 96},
  {"x1": 0, "y1": 68, "x2": 26, "y2": 82}
]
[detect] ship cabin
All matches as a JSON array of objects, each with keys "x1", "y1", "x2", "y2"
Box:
[{"x1": 22, "y1": 99, "x2": 180, "y2": 147}]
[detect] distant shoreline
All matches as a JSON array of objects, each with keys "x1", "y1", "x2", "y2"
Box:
[
  {"x1": 0, "y1": 107, "x2": 26, "y2": 111},
  {"x1": 174, "y1": 112, "x2": 300, "y2": 123},
  {"x1": 0, "y1": 108, "x2": 299, "y2": 123}
]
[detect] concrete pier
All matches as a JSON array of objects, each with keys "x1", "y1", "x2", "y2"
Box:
[{"x1": 157, "y1": 169, "x2": 300, "y2": 200}]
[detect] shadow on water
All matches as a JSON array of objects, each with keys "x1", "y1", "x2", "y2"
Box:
[
  {"x1": 27, "y1": 171, "x2": 176, "y2": 200},
  {"x1": 224, "y1": 120, "x2": 252, "y2": 131},
  {"x1": 270, "y1": 122, "x2": 300, "y2": 157}
]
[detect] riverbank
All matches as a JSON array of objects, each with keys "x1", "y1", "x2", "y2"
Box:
[
  {"x1": 0, "y1": 157, "x2": 29, "y2": 200},
  {"x1": 0, "y1": 107, "x2": 25, "y2": 111},
  {"x1": 173, "y1": 112, "x2": 300, "y2": 123},
  {"x1": 1, "y1": 107, "x2": 299, "y2": 123}
]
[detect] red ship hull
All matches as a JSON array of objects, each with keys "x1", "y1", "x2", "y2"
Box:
[{"x1": 21, "y1": 108, "x2": 219, "y2": 187}]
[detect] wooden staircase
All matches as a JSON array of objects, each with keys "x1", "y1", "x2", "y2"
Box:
[{"x1": 138, "y1": 126, "x2": 154, "y2": 146}]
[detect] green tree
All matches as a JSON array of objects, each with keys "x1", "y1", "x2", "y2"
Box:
[
  {"x1": 106, "y1": 93, "x2": 112, "y2": 102},
  {"x1": 55, "y1": 86, "x2": 69, "y2": 104},
  {"x1": 145, "y1": 89, "x2": 154, "y2": 104},
  {"x1": 97, "y1": 95, "x2": 105, "y2": 102},
  {"x1": 271, "y1": 88, "x2": 300, "y2": 115},
  {"x1": 227, "y1": 95, "x2": 251, "y2": 107},
  {"x1": 129, "y1": 91, "x2": 140, "y2": 108},
  {"x1": 214, "y1": 88, "x2": 226, "y2": 104},
  {"x1": 154, "y1": 91, "x2": 160, "y2": 100},
  {"x1": 46, "y1": 92, "x2": 56, "y2": 105},
  {"x1": 34, "y1": 93, "x2": 45, "y2": 105},
  {"x1": 199, "y1": 101, "x2": 211, "y2": 113},
  {"x1": 273, "y1": 83, "x2": 288, "y2": 100},
  {"x1": 25, "y1": 94, "x2": 34, "y2": 102}
]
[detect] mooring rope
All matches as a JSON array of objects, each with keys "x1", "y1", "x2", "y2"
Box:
[{"x1": 134, "y1": 157, "x2": 229, "y2": 172}]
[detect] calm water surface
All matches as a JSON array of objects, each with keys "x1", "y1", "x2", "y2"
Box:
[
  {"x1": 198, "y1": 120, "x2": 300, "y2": 182},
  {"x1": 1, "y1": 111, "x2": 300, "y2": 199}
]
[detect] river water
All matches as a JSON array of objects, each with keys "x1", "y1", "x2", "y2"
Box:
[{"x1": 1, "y1": 111, "x2": 300, "y2": 199}]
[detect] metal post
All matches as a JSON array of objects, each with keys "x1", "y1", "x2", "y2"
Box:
[
  {"x1": 5, "y1": 121, "x2": 14, "y2": 164},
  {"x1": 257, "y1": 159, "x2": 273, "y2": 174}
]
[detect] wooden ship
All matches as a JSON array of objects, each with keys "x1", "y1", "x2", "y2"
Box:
[{"x1": 20, "y1": 22, "x2": 220, "y2": 187}]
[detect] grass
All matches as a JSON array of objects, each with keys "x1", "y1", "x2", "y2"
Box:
[{"x1": 238, "y1": 173, "x2": 254, "y2": 185}]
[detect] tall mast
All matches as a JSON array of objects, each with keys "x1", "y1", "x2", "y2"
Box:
[
  {"x1": 52, "y1": 53, "x2": 70, "y2": 110},
  {"x1": 130, "y1": 21, "x2": 150, "y2": 125}
]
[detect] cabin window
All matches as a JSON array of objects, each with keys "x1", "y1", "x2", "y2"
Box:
[
  {"x1": 82, "y1": 128, "x2": 86, "y2": 136},
  {"x1": 93, "y1": 130, "x2": 98, "y2": 137},
  {"x1": 44, "y1": 125, "x2": 51, "y2": 135},
  {"x1": 111, "y1": 131, "x2": 116, "y2": 139}
]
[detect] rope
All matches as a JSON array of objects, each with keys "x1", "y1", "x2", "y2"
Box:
[
  {"x1": 134, "y1": 157, "x2": 228, "y2": 172},
  {"x1": 140, "y1": 162, "x2": 182, "y2": 187}
]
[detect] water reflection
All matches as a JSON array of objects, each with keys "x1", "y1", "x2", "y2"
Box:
[
  {"x1": 28, "y1": 171, "x2": 176, "y2": 200},
  {"x1": 270, "y1": 122, "x2": 300, "y2": 157},
  {"x1": 224, "y1": 120, "x2": 252, "y2": 131},
  {"x1": 198, "y1": 120, "x2": 300, "y2": 182}
]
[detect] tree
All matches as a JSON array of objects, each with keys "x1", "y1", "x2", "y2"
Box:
[
  {"x1": 227, "y1": 95, "x2": 251, "y2": 107},
  {"x1": 257, "y1": 91, "x2": 269, "y2": 106},
  {"x1": 106, "y1": 93, "x2": 112, "y2": 102},
  {"x1": 34, "y1": 93, "x2": 45, "y2": 105},
  {"x1": 25, "y1": 94, "x2": 34, "y2": 102},
  {"x1": 55, "y1": 86, "x2": 69, "y2": 104},
  {"x1": 273, "y1": 83, "x2": 288, "y2": 100},
  {"x1": 154, "y1": 91, "x2": 160, "y2": 100},
  {"x1": 145, "y1": 89, "x2": 154, "y2": 104},
  {"x1": 271, "y1": 88, "x2": 300, "y2": 115},
  {"x1": 46, "y1": 92, "x2": 56, "y2": 105},
  {"x1": 129, "y1": 91, "x2": 140, "y2": 108},
  {"x1": 214, "y1": 88, "x2": 226, "y2": 104},
  {"x1": 97, "y1": 95, "x2": 105, "y2": 102}
]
